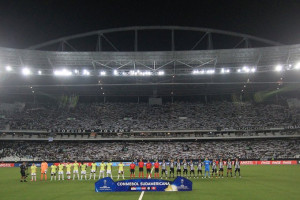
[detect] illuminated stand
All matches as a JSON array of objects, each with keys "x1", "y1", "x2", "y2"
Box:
[{"x1": 95, "y1": 176, "x2": 192, "y2": 192}]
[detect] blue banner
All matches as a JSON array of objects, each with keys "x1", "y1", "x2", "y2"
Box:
[{"x1": 95, "y1": 176, "x2": 192, "y2": 192}]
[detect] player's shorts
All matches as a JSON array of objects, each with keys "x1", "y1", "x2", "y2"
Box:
[
  {"x1": 100, "y1": 170, "x2": 105, "y2": 173},
  {"x1": 58, "y1": 171, "x2": 63, "y2": 175},
  {"x1": 155, "y1": 168, "x2": 159, "y2": 173},
  {"x1": 219, "y1": 168, "x2": 223, "y2": 171},
  {"x1": 91, "y1": 170, "x2": 96, "y2": 173},
  {"x1": 107, "y1": 170, "x2": 111, "y2": 174},
  {"x1": 139, "y1": 167, "x2": 143, "y2": 172},
  {"x1": 73, "y1": 170, "x2": 79, "y2": 173},
  {"x1": 81, "y1": 170, "x2": 86, "y2": 175},
  {"x1": 130, "y1": 169, "x2": 135, "y2": 173},
  {"x1": 205, "y1": 169, "x2": 209, "y2": 172},
  {"x1": 41, "y1": 170, "x2": 47, "y2": 174},
  {"x1": 177, "y1": 169, "x2": 181, "y2": 172},
  {"x1": 118, "y1": 170, "x2": 124, "y2": 174},
  {"x1": 198, "y1": 169, "x2": 202, "y2": 173},
  {"x1": 147, "y1": 169, "x2": 151, "y2": 173},
  {"x1": 51, "y1": 172, "x2": 56, "y2": 175},
  {"x1": 31, "y1": 173, "x2": 36, "y2": 176},
  {"x1": 190, "y1": 169, "x2": 195, "y2": 173},
  {"x1": 235, "y1": 168, "x2": 240, "y2": 172},
  {"x1": 212, "y1": 169, "x2": 217, "y2": 173},
  {"x1": 162, "y1": 169, "x2": 166, "y2": 174},
  {"x1": 21, "y1": 170, "x2": 26, "y2": 176},
  {"x1": 183, "y1": 169, "x2": 188, "y2": 173},
  {"x1": 66, "y1": 171, "x2": 71, "y2": 175},
  {"x1": 170, "y1": 168, "x2": 174, "y2": 173},
  {"x1": 227, "y1": 168, "x2": 232, "y2": 171}
]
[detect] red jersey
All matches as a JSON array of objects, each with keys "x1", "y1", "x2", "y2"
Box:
[
  {"x1": 138, "y1": 162, "x2": 144, "y2": 168},
  {"x1": 146, "y1": 162, "x2": 152, "y2": 169},
  {"x1": 130, "y1": 163, "x2": 135, "y2": 169},
  {"x1": 154, "y1": 162, "x2": 159, "y2": 169}
]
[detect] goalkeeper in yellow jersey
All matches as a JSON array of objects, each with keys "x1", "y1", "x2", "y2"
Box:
[{"x1": 89, "y1": 161, "x2": 97, "y2": 180}]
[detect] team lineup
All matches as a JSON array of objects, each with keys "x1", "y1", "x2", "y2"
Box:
[{"x1": 20, "y1": 158, "x2": 241, "y2": 182}]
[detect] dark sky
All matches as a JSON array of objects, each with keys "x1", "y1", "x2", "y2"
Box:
[{"x1": 0, "y1": 0, "x2": 300, "y2": 49}]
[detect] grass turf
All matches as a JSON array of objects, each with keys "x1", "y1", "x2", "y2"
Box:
[{"x1": 0, "y1": 165, "x2": 299, "y2": 200}]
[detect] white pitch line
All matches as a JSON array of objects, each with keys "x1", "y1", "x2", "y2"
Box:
[{"x1": 138, "y1": 167, "x2": 154, "y2": 200}]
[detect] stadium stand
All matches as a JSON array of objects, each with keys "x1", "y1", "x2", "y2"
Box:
[{"x1": 0, "y1": 139, "x2": 299, "y2": 161}]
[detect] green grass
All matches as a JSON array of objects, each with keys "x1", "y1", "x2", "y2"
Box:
[{"x1": 0, "y1": 165, "x2": 299, "y2": 200}]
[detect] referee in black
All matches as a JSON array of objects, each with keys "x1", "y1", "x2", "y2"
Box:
[{"x1": 20, "y1": 162, "x2": 27, "y2": 182}]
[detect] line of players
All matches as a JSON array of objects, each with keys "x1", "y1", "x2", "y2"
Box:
[{"x1": 26, "y1": 158, "x2": 241, "y2": 182}]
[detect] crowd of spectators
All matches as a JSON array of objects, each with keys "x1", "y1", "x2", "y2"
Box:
[
  {"x1": 0, "y1": 101, "x2": 299, "y2": 131},
  {"x1": 0, "y1": 139, "x2": 299, "y2": 161}
]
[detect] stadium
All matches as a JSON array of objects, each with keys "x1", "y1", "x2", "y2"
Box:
[{"x1": 0, "y1": 2, "x2": 300, "y2": 200}]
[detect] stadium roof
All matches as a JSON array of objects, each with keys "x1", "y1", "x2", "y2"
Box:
[{"x1": 0, "y1": 26, "x2": 299, "y2": 97}]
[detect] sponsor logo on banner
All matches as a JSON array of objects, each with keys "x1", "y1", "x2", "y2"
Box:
[
  {"x1": 0, "y1": 163, "x2": 14, "y2": 167},
  {"x1": 260, "y1": 161, "x2": 271, "y2": 165},
  {"x1": 240, "y1": 161, "x2": 256, "y2": 165},
  {"x1": 95, "y1": 176, "x2": 192, "y2": 192},
  {"x1": 271, "y1": 161, "x2": 281, "y2": 165}
]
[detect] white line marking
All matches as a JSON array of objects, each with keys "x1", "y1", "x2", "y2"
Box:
[{"x1": 138, "y1": 167, "x2": 154, "y2": 200}]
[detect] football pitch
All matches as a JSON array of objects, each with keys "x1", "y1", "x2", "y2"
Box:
[{"x1": 1, "y1": 165, "x2": 299, "y2": 200}]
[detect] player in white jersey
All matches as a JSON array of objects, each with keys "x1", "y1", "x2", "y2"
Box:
[
  {"x1": 197, "y1": 159, "x2": 203, "y2": 179},
  {"x1": 211, "y1": 159, "x2": 217, "y2": 178},
  {"x1": 189, "y1": 160, "x2": 196, "y2": 179},
  {"x1": 176, "y1": 159, "x2": 181, "y2": 176},
  {"x1": 218, "y1": 159, "x2": 224, "y2": 178},
  {"x1": 161, "y1": 160, "x2": 167, "y2": 179},
  {"x1": 183, "y1": 159, "x2": 188, "y2": 177},
  {"x1": 234, "y1": 158, "x2": 241, "y2": 178},
  {"x1": 169, "y1": 159, "x2": 175, "y2": 178},
  {"x1": 227, "y1": 158, "x2": 233, "y2": 177}
]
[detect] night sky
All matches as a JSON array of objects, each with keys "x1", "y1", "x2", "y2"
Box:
[{"x1": 0, "y1": 0, "x2": 300, "y2": 49}]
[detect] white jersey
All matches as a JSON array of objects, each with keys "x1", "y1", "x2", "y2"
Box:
[
  {"x1": 227, "y1": 161, "x2": 232, "y2": 168},
  {"x1": 189, "y1": 163, "x2": 194, "y2": 170},
  {"x1": 176, "y1": 162, "x2": 181, "y2": 169},
  {"x1": 212, "y1": 162, "x2": 217, "y2": 169},
  {"x1": 170, "y1": 162, "x2": 174, "y2": 169},
  {"x1": 235, "y1": 161, "x2": 240, "y2": 169},
  {"x1": 183, "y1": 163, "x2": 187, "y2": 169},
  {"x1": 198, "y1": 162, "x2": 202, "y2": 169},
  {"x1": 219, "y1": 161, "x2": 224, "y2": 169}
]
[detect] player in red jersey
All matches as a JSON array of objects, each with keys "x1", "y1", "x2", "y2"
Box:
[
  {"x1": 146, "y1": 160, "x2": 152, "y2": 178},
  {"x1": 130, "y1": 161, "x2": 136, "y2": 179},
  {"x1": 138, "y1": 159, "x2": 144, "y2": 178},
  {"x1": 154, "y1": 160, "x2": 160, "y2": 178}
]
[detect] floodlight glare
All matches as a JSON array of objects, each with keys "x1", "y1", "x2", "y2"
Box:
[
  {"x1": 100, "y1": 71, "x2": 106, "y2": 76},
  {"x1": 113, "y1": 70, "x2": 118, "y2": 76},
  {"x1": 22, "y1": 67, "x2": 31, "y2": 76},
  {"x1": 74, "y1": 69, "x2": 79, "y2": 74},
  {"x1": 83, "y1": 69, "x2": 90, "y2": 76},
  {"x1": 38, "y1": 70, "x2": 42, "y2": 75},
  {"x1": 54, "y1": 69, "x2": 72, "y2": 76},
  {"x1": 221, "y1": 68, "x2": 230, "y2": 74},
  {"x1": 6, "y1": 66, "x2": 12, "y2": 71},
  {"x1": 295, "y1": 62, "x2": 300, "y2": 70},
  {"x1": 237, "y1": 69, "x2": 241, "y2": 73},
  {"x1": 250, "y1": 68, "x2": 256, "y2": 73},
  {"x1": 275, "y1": 65, "x2": 283, "y2": 72}
]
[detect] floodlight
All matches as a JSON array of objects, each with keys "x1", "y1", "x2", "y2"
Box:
[
  {"x1": 113, "y1": 70, "x2": 118, "y2": 75},
  {"x1": 275, "y1": 65, "x2": 283, "y2": 72},
  {"x1": 22, "y1": 67, "x2": 31, "y2": 76},
  {"x1": 54, "y1": 69, "x2": 72, "y2": 76},
  {"x1": 295, "y1": 62, "x2": 300, "y2": 70},
  {"x1": 6, "y1": 66, "x2": 12, "y2": 71},
  {"x1": 100, "y1": 71, "x2": 106, "y2": 76},
  {"x1": 83, "y1": 69, "x2": 90, "y2": 76},
  {"x1": 38, "y1": 70, "x2": 42, "y2": 75}
]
